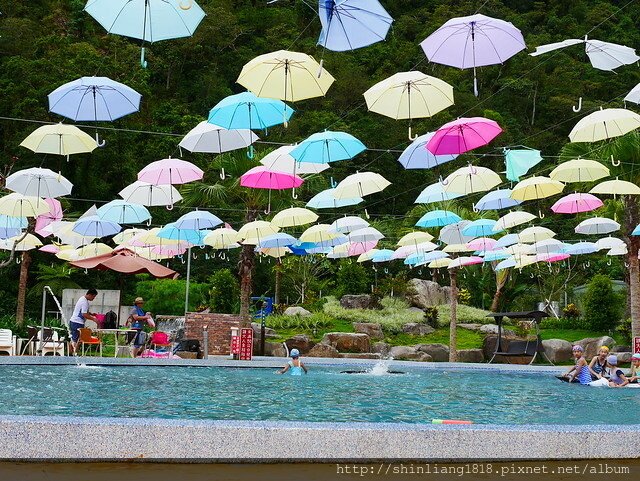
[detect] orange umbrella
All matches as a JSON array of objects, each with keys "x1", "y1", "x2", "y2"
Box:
[{"x1": 70, "y1": 247, "x2": 178, "y2": 279}]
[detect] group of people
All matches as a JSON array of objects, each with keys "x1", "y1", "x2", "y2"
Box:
[
  {"x1": 563, "y1": 345, "x2": 640, "y2": 387},
  {"x1": 69, "y1": 289, "x2": 154, "y2": 357}
]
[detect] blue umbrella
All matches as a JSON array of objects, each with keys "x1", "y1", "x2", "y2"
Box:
[
  {"x1": 372, "y1": 249, "x2": 395, "y2": 263},
  {"x1": 405, "y1": 250, "x2": 448, "y2": 266},
  {"x1": 97, "y1": 200, "x2": 150, "y2": 224},
  {"x1": 495, "y1": 233, "x2": 519, "y2": 249},
  {"x1": 84, "y1": 0, "x2": 206, "y2": 67},
  {"x1": 483, "y1": 250, "x2": 511, "y2": 262},
  {"x1": 415, "y1": 182, "x2": 464, "y2": 204},
  {"x1": 72, "y1": 215, "x2": 121, "y2": 238},
  {"x1": 0, "y1": 214, "x2": 25, "y2": 239},
  {"x1": 157, "y1": 223, "x2": 206, "y2": 246},
  {"x1": 416, "y1": 210, "x2": 462, "y2": 228},
  {"x1": 474, "y1": 189, "x2": 521, "y2": 211},
  {"x1": 208, "y1": 92, "x2": 294, "y2": 131},
  {"x1": 290, "y1": 131, "x2": 366, "y2": 164},
  {"x1": 289, "y1": 242, "x2": 317, "y2": 255},
  {"x1": 174, "y1": 210, "x2": 223, "y2": 231},
  {"x1": 398, "y1": 132, "x2": 458, "y2": 169},
  {"x1": 462, "y1": 219, "x2": 503, "y2": 237},
  {"x1": 318, "y1": 0, "x2": 394, "y2": 52},
  {"x1": 259, "y1": 233, "x2": 298, "y2": 249},
  {"x1": 563, "y1": 242, "x2": 598, "y2": 255},
  {"x1": 306, "y1": 188, "x2": 363, "y2": 209},
  {"x1": 495, "y1": 257, "x2": 517, "y2": 271},
  {"x1": 632, "y1": 224, "x2": 640, "y2": 236},
  {"x1": 314, "y1": 234, "x2": 349, "y2": 248},
  {"x1": 306, "y1": 246, "x2": 332, "y2": 255}
]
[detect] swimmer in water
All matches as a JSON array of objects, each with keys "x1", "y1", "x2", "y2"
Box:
[{"x1": 277, "y1": 349, "x2": 308, "y2": 375}]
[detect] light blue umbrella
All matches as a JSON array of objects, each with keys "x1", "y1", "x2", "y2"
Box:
[
  {"x1": 84, "y1": 0, "x2": 206, "y2": 67},
  {"x1": 318, "y1": 0, "x2": 394, "y2": 52},
  {"x1": 97, "y1": 200, "x2": 150, "y2": 224},
  {"x1": 72, "y1": 215, "x2": 121, "y2": 238},
  {"x1": 398, "y1": 132, "x2": 458, "y2": 169},
  {"x1": 462, "y1": 219, "x2": 503, "y2": 237},
  {"x1": 306, "y1": 246, "x2": 332, "y2": 255},
  {"x1": 0, "y1": 215, "x2": 27, "y2": 230},
  {"x1": 563, "y1": 242, "x2": 598, "y2": 255},
  {"x1": 416, "y1": 210, "x2": 462, "y2": 228},
  {"x1": 495, "y1": 257, "x2": 517, "y2": 271},
  {"x1": 483, "y1": 250, "x2": 511, "y2": 262},
  {"x1": 415, "y1": 182, "x2": 464, "y2": 204},
  {"x1": 474, "y1": 189, "x2": 521, "y2": 211},
  {"x1": 259, "y1": 233, "x2": 298, "y2": 249},
  {"x1": 306, "y1": 188, "x2": 363, "y2": 209},
  {"x1": 495, "y1": 233, "x2": 520, "y2": 249},
  {"x1": 208, "y1": 92, "x2": 294, "y2": 131},
  {"x1": 290, "y1": 131, "x2": 366, "y2": 164},
  {"x1": 314, "y1": 234, "x2": 349, "y2": 248},
  {"x1": 505, "y1": 148, "x2": 543, "y2": 182},
  {"x1": 157, "y1": 223, "x2": 206, "y2": 246},
  {"x1": 174, "y1": 210, "x2": 223, "y2": 231},
  {"x1": 405, "y1": 250, "x2": 448, "y2": 266},
  {"x1": 372, "y1": 249, "x2": 395, "y2": 263},
  {"x1": 632, "y1": 224, "x2": 640, "y2": 236}
]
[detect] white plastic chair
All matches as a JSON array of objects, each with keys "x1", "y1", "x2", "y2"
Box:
[
  {"x1": 0, "y1": 329, "x2": 16, "y2": 356},
  {"x1": 37, "y1": 329, "x2": 65, "y2": 356}
]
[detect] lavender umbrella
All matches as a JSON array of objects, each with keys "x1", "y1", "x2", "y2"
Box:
[{"x1": 420, "y1": 14, "x2": 526, "y2": 96}]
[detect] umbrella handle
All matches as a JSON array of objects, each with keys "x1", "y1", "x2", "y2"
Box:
[
  {"x1": 572, "y1": 97, "x2": 582, "y2": 113},
  {"x1": 364, "y1": 209, "x2": 370, "y2": 220},
  {"x1": 607, "y1": 258, "x2": 612, "y2": 266},
  {"x1": 291, "y1": 188, "x2": 298, "y2": 200},
  {"x1": 140, "y1": 48, "x2": 148, "y2": 69},
  {"x1": 538, "y1": 208, "x2": 545, "y2": 219},
  {"x1": 408, "y1": 126, "x2": 418, "y2": 141},
  {"x1": 330, "y1": 177, "x2": 337, "y2": 188},
  {"x1": 146, "y1": 218, "x2": 152, "y2": 227},
  {"x1": 611, "y1": 155, "x2": 620, "y2": 167},
  {"x1": 166, "y1": 204, "x2": 174, "y2": 211},
  {"x1": 246, "y1": 145, "x2": 255, "y2": 159},
  {"x1": 317, "y1": 59, "x2": 324, "y2": 78},
  {"x1": 179, "y1": 0, "x2": 193, "y2": 9},
  {"x1": 95, "y1": 132, "x2": 106, "y2": 148},
  {"x1": 220, "y1": 167, "x2": 226, "y2": 180}
]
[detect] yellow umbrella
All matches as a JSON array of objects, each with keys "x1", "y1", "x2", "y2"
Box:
[
  {"x1": 65, "y1": 243, "x2": 114, "y2": 261},
  {"x1": 590, "y1": 178, "x2": 640, "y2": 196},
  {"x1": 237, "y1": 50, "x2": 335, "y2": 102},
  {"x1": 517, "y1": 226, "x2": 556, "y2": 243},
  {"x1": 237, "y1": 221, "x2": 279, "y2": 245},
  {"x1": 299, "y1": 224, "x2": 339, "y2": 244},
  {"x1": 397, "y1": 231, "x2": 434, "y2": 246},
  {"x1": 271, "y1": 207, "x2": 318, "y2": 228},
  {"x1": 258, "y1": 247, "x2": 291, "y2": 259},
  {"x1": 0, "y1": 233, "x2": 42, "y2": 251},
  {"x1": 203, "y1": 228, "x2": 240, "y2": 249},
  {"x1": 549, "y1": 159, "x2": 609, "y2": 183},
  {"x1": 505, "y1": 243, "x2": 535, "y2": 256},
  {"x1": 0, "y1": 193, "x2": 49, "y2": 218},
  {"x1": 569, "y1": 108, "x2": 640, "y2": 142},
  {"x1": 363, "y1": 71, "x2": 454, "y2": 138},
  {"x1": 333, "y1": 172, "x2": 391, "y2": 199},
  {"x1": 428, "y1": 257, "x2": 452, "y2": 268},
  {"x1": 511, "y1": 176, "x2": 564, "y2": 201},
  {"x1": 494, "y1": 211, "x2": 537, "y2": 231},
  {"x1": 54, "y1": 244, "x2": 76, "y2": 260},
  {"x1": 514, "y1": 255, "x2": 538, "y2": 269},
  {"x1": 113, "y1": 228, "x2": 147, "y2": 245},
  {"x1": 442, "y1": 166, "x2": 502, "y2": 195},
  {"x1": 357, "y1": 249, "x2": 379, "y2": 263},
  {"x1": 443, "y1": 243, "x2": 473, "y2": 253},
  {"x1": 20, "y1": 123, "x2": 97, "y2": 157}
]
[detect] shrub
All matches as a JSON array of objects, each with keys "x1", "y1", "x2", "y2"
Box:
[
  {"x1": 437, "y1": 304, "x2": 490, "y2": 326},
  {"x1": 562, "y1": 303, "x2": 580, "y2": 319},
  {"x1": 208, "y1": 268, "x2": 239, "y2": 314},
  {"x1": 334, "y1": 261, "x2": 371, "y2": 297},
  {"x1": 457, "y1": 288, "x2": 472, "y2": 305},
  {"x1": 617, "y1": 318, "x2": 632, "y2": 345},
  {"x1": 423, "y1": 306, "x2": 439, "y2": 328},
  {"x1": 582, "y1": 274, "x2": 623, "y2": 331},
  {"x1": 540, "y1": 317, "x2": 589, "y2": 330},
  {"x1": 267, "y1": 312, "x2": 335, "y2": 332},
  {"x1": 322, "y1": 296, "x2": 423, "y2": 331},
  {"x1": 135, "y1": 279, "x2": 208, "y2": 316}
]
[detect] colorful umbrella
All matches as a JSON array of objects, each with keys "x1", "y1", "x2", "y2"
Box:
[
  {"x1": 494, "y1": 211, "x2": 537, "y2": 231},
  {"x1": 448, "y1": 256, "x2": 484, "y2": 269},
  {"x1": 551, "y1": 193, "x2": 603, "y2": 214},
  {"x1": 510, "y1": 176, "x2": 564, "y2": 201},
  {"x1": 398, "y1": 132, "x2": 458, "y2": 169},
  {"x1": 393, "y1": 242, "x2": 438, "y2": 260},
  {"x1": 466, "y1": 237, "x2": 497, "y2": 252},
  {"x1": 537, "y1": 252, "x2": 570, "y2": 263},
  {"x1": 397, "y1": 231, "x2": 434, "y2": 246},
  {"x1": 20, "y1": 124, "x2": 97, "y2": 158},
  {"x1": 462, "y1": 219, "x2": 503, "y2": 237},
  {"x1": 241, "y1": 166, "x2": 303, "y2": 212},
  {"x1": 443, "y1": 243, "x2": 474, "y2": 253},
  {"x1": 306, "y1": 188, "x2": 363, "y2": 209},
  {"x1": 575, "y1": 217, "x2": 620, "y2": 235},
  {"x1": 179, "y1": 122, "x2": 258, "y2": 154},
  {"x1": 405, "y1": 250, "x2": 447, "y2": 266},
  {"x1": 0, "y1": 233, "x2": 42, "y2": 252},
  {"x1": 174, "y1": 210, "x2": 223, "y2": 231},
  {"x1": 333, "y1": 172, "x2": 390, "y2": 199},
  {"x1": 260, "y1": 146, "x2": 329, "y2": 175},
  {"x1": 495, "y1": 233, "x2": 520, "y2": 248},
  {"x1": 0, "y1": 193, "x2": 49, "y2": 218},
  {"x1": 5, "y1": 168, "x2": 73, "y2": 199},
  {"x1": 113, "y1": 228, "x2": 146, "y2": 245},
  {"x1": 157, "y1": 223, "x2": 206, "y2": 246},
  {"x1": 474, "y1": 189, "x2": 521, "y2": 211},
  {"x1": 371, "y1": 249, "x2": 395, "y2": 263},
  {"x1": 207, "y1": 92, "x2": 294, "y2": 130},
  {"x1": 504, "y1": 148, "x2": 543, "y2": 182},
  {"x1": 483, "y1": 250, "x2": 511, "y2": 262},
  {"x1": 357, "y1": 249, "x2": 380, "y2": 263},
  {"x1": 590, "y1": 179, "x2": 640, "y2": 196},
  {"x1": 290, "y1": 131, "x2": 366, "y2": 164},
  {"x1": 414, "y1": 182, "x2": 463, "y2": 204},
  {"x1": 138, "y1": 158, "x2": 204, "y2": 186},
  {"x1": 495, "y1": 257, "x2": 517, "y2": 271},
  {"x1": 204, "y1": 228, "x2": 240, "y2": 250},
  {"x1": 563, "y1": 242, "x2": 598, "y2": 255},
  {"x1": 258, "y1": 233, "x2": 298, "y2": 249},
  {"x1": 96, "y1": 200, "x2": 151, "y2": 224},
  {"x1": 569, "y1": 108, "x2": 640, "y2": 142},
  {"x1": 549, "y1": 159, "x2": 609, "y2": 183},
  {"x1": 72, "y1": 215, "x2": 121, "y2": 238},
  {"x1": 518, "y1": 226, "x2": 556, "y2": 243},
  {"x1": 329, "y1": 216, "x2": 369, "y2": 234},
  {"x1": 299, "y1": 224, "x2": 340, "y2": 244},
  {"x1": 70, "y1": 247, "x2": 178, "y2": 278},
  {"x1": 427, "y1": 117, "x2": 502, "y2": 155},
  {"x1": 0, "y1": 215, "x2": 24, "y2": 239},
  {"x1": 531, "y1": 38, "x2": 639, "y2": 71},
  {"x1": 119, "y1": 181, "x2": 183, "y2": 207},
  {"x1": 415, "y1": 210, "x2": 462, "y2": 228},
  {"x1": 442, "y1": 165, "x2": 502, "y2": 195},
  {"x1": 271, "y1": 207, "x2": 318, "y2": 228},
  {"x1": 428, "y1": 257, "x2": 453, "y2": 269}
]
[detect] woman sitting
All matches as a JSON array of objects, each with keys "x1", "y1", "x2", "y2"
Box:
[
  {"x1": 588, "y1": 346, "x2": 610, "y2": 380},
  {"x1": 126, "y1": 297, "x2": 155, "y2": 358}
]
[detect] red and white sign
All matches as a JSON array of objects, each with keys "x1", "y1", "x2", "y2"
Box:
[
  {"x1": 231, "y1": 334, "x2": 240, "y2": 355},
  {"x1": 239, "y1": 328, "x2": 253, "y2": 361},
  {"x1": 634, "y1": 336, "x2": 640, "y2": 354}
]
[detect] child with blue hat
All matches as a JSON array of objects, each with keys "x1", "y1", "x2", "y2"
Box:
[{"x1": 277, "y1": 348, "x2": 308, "y2": 375}]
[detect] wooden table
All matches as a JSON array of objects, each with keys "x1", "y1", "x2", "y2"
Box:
[{"x1": 94, "y1": 329, "x2": 138, "y2": 357}]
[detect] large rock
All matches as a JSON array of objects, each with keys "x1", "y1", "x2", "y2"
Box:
[
  {"x1": 254, "y1": 340, "x2": 286, "y2": 357},
  {"x1": 480, "y1": 324, "x2": 516, "y2": 337},
  {"x1": 483, "y1": 335, "x2": 508, "y2": 360},
  {"x1": 340, "y1": 353, "x2": 382, "y2": 360},
  {"x1": 542, "y1": 339, "x2": 573, "y2": 363},
  {"x1": 307, "y1": 343, "x2": 340, "y2": 358},
  {"x1": 389, "y1": 345, "x2": 432, "y2": 362},
  {"x1": 283, "y1": 306, "x2": 311, "y2": 316},
  {"x1": 406, "y1": 279, "x2": 450, "y2": 308},
  {"x1": 321, "y1": 332, "x2": 370, "y2": 353},
  {"x1": 458, "y1": 323, "x2": 482, "y2": 331},
  {"x1": 250, "y1": 322, "x2": 277, "y2": 339},
  {"x1": 575, "y1": 336, "x2": 616, "y2": 360},
  {"x1": 340, "y1": 295, "x2": 375, "y2": 310},
  {"x1": 415, "y1": 343, "x2": 449, "y2": 362},
  {"x1": 353, "y1": 322, "x2": 384, "y2": 340},
  {"x1": 285, "y1": 334, "x2": 315, "y2": 354},
  {"x1": 613, "y1": 352, "x2": 632, "y2": 364},
  {"x1": 371, "y1": 342, "x2": 390, "y2": 356},
  {"x1": 456, "y1": 349, "x2": 484, "y2": 363},
  {"x1": 402, "y1": 323, "x2": 435, "y2": 336}
]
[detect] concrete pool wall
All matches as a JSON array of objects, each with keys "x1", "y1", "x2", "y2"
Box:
[{"x1": 0, "y1": 356, "x2": 638, "y2": 462}]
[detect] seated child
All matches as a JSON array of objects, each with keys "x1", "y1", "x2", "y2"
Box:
[
  {"x1": 607, "y1": 355, "x2": 629, "y2": 387},
  {"x1": 628, "y1": 353, "x2": 640, "y2": 383},
  {"x1": 564, "y1": 345, "x2": 592, "y2": 385}
]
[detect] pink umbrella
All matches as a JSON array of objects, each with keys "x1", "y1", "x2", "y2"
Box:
[
  {"x1": 348, "y1": 241, "x2": 378, "y2": 257},
  {"x1": 427, "y1": 117, "x2": 502, "y2": 155},
  {"x1": 466, "y1": 237, "x2": 497, "y2": 252},
  {"x1": 151, "y1": 245, "x2": 188, "y2": 257},
  {"x1": 537, "y1": 252, "x2": 570, "y2": 263},
  {"x1": 241, "y1": 166, "x2": 304, "y2": 213},
  {"x1": 551, "y1": 193, "x2": 603, "y2": 214},
  {"x1": 35, "y1": 198, "x2": 63, "y2": 236},
  {"x1": 138, "y1": 158, "x2": 204, "y2": 186},
  {"x1": 39, "y1": 244, "x2": 60, "y2": 254},
  {"x1": 448, "y1": 256, "x2": 484, "y2": 268}
]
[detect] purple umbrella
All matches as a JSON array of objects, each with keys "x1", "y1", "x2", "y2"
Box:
[
  {"x1": 420, "y1": 14, "x2": 526, "y2": 96},
  {"x1": 427, "y1": 117, "x2": 502, "y2": 155}
]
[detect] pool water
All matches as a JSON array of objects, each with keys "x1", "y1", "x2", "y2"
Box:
[{"x1": 1, "y1": 364, "x2": 639, "y2": 425}]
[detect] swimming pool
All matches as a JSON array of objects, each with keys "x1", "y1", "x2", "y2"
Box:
[{"x1": 2, "y1": 363, "x2": 638, "y2": 425}]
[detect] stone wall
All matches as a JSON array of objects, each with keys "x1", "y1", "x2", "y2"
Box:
[{"x1": 184, "y1": 313, "x2": 246, "y2": 355}]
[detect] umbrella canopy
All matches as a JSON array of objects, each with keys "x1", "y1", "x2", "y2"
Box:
[
  {"x1": 0, "y1": 193, "x2": 50, "y2": 218},
  {"x1": 20, "y1": 124, "x2": 97, "y2": 156},
  {"x1": 237, "y1": 50, "x2": 334, "y2": 102},
  {"x1": 569, "y1": 108, "x2": 640, "y2": 143},
  {"x1": 398, "y1": 132, "x2": 458, "y2": 169},
  {"x1": 113, "y1": 228, "x2": 147, "y2": 245},
  {"x1": 371, "y1": 249, "x2": 395, "y2": 263},
  {"x1": 149, "y1": 244, "x2": 187, "y2": 258},
  {"x1": 466, "y1": 237, "x2": 497, "y2": 252},
  {"x1": 549, "y1": 159, "x2": 610, "y2": 183},
  {"x1": 318, "y1": 0, "x2": 393, "y2": 52},
  {"x1": 439, "y1": 221, "x2": 474, "y2": 245},
  {"x1": 357, "y1": 249, "x2": 380, "y2": 263},
  {"x1": 48, "y1": 76, "x2": 141, "y2": 122},
  {"x1": 518, "y1": 226, "x2": 556, "y2": 243},
  {"x1": 5, "y1": 168, "x2": 73, "y2": 198},
  {"x1": 530, "y1": 38, "x2": 639, "y2": 71},
  {"x1": 448, "y1": 256, "x2": 483, "y2": 269},
  {"x1": 96, "y1": 200, "x2": 151, "y2": 224},
  {"x1": 179, "y1": 122, "x2": 258, "y2": 154},
  {"x1": 306, "y1": 188, "x2": 363, "y2": 209},
  {"x1": 505, "y1": 148, "x2": 543, "y2": 182},
  {"x1": 174, "y1": 210, "x2": 223, "y2": 231},
  {"x1": 0, "y1": 215, "x2": 26, "y2": 240},
  {"x1": 72, "y1": 215, "x2": 121, "y2": 238},
  {"x1": 474, "y1": 189, "x2": 521, "y2": 211},
  {"x1": 624, "y1": 83, "x2": 640, "y2": 105},
  {"x1": 207, "y1": 92, "x2": 294, "y2": 130},
  {"x1": 35, "y1": 199, "x2": 63, "y2": 236},
  {"x1": 258, "y1": 246, "x2": 292, "y2": 259},
  {"x1": 363, "y1": 71, "x2": 454, "y2": 120},
  {"x1": 575, "y1": 217, "x2": 620, "y2": 235},
  {"x1": 495, "y1": 257, "x2": 517, "y2": 271},
  {"x1": 157, "y1": 223, "x2": 206, "y2": 245},
  {"x1": 0, "y1": 233, "x2": 42, "y2": 252},
  {"x1": 443, "y1": 243, "x2": 474, "y2": 253},
  {"x1": 462, "y1": 219, "x2": 502, "y2": 237},
  {"x1": 348, "y1": 227, "x2": 385, "y2": 243},
  {"x1": 505, "y1": 243, "x2": 535, "y2": 256},
  {"x1": 442, "y1": 165, "x2": 502, "y2": 195},
  {"x1": 511, "y1": 176, "x2": 564, "y2": 201},
  {"x1": 138, "y1": 158, "x2": 204, "y2": 186},
  {"x1": 595, "y1": 236, "x2": 625, "y2": 251},
  {"x1": 590, "y1": 179, "x2": 640, "y2": 196},
  {"x1": 495, "y1": 233, "x2": 520, "y2": 249},
  {"x1": 260, "y1": 146, "x2": 329, "y2": 175},
  {"x1": 203, "y1": 228, "x2": 240, "y2": 249},
  {"x1": 397, "y1": 231, "x2": 434, "y2": 246},
  {"x1": 290, "y1": 131, "x2": 366, "y2": 164},
  {"x1": 393, "y1": 242, "x2": 438, "y2": 260},
  {"x1": 238, "y1": 221, "x2": 280, "y2": 244},
  {"x1": 414, "y1": 182, "x2": 463, "y2": 204},
  {"x1": 299, "y1": 224, "x2": 339, "y2": 244},
  {"x1": 271, "y1": 207, "x2": 318, "y2": 228},
  {"x1": 68, "y1": 243, "x2": 114, "y2": 261},
  {"x1": 420, "y1": 14, "x2": 526, "y2": 95},
  {"x1": 240, "y1": 166, "x2": 303, "y2": 190},
  {"x1": 427, "y1": 117, "x2": 502, "y2": 155},
  {"x1": 483, "y1": 250, "x2": 511, "y2": 262},
  {"x1": 564, "y1": 242, "x2": 598, "y2": 255},
  {"x1": 333, "y1": 172, "x2": 390, "y2": 199},
  {"x1": 537, "y1": 252, "x2": 571, "y2": 263},
  {"x1": 329, "y1": 216, "x2": 369, "y2": 234},
  {"x1": 428, "y1": 257, "x2": 453, "y2": 268},
  {"x1": 551, "y1": 193, "x2": 603, "y2": 214},
  {"x1": 532, "y1": 239, "x2": 566, "y2": 255},
  {"x1": 494, "y1": 211, "x2": 537, "y2": 231},
  {"x1": 70, "y1": 247, "x2": 178, "y2": 278},
  {"x1": 119, "y1": 181, "x2": 183, "y2": 207},
  {"x1": 258, "y1": 233, "x2": 298, "y2": 249},
  {"x1": 404, "y1": 249, "x2": 445, "y2": 265},
  {"x1": 415, "y1": 210, "x2": 462, "y2": 228}
]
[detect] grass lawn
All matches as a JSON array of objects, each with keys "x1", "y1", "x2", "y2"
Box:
[{"x1": 386, "y1": 328, "x2": 484, "y2": 349}]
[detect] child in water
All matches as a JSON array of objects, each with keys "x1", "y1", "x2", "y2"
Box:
[
  {"x1": 629, "y1": 353, "x2": 640, "y2": 383},
  {"x1": 563, "y1": 345, "x2": 592, "y2": 384},
  {"x1": 277, "y1": 349, "x2": 308, "y2": 375},
  {"x1": 607, "y1": 355, "x2": 629, "y2": 387}
]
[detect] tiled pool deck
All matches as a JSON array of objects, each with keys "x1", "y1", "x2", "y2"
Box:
[{"x1": 0, "y1": 356, "x2": 637, "y2": 462}]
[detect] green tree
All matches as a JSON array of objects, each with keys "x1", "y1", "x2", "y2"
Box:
[
  {"x1": 209, "y1": 268, "x2": 239, "y2": 314},
  {"x1": 582, "y1": 274, "x2": 623, "y2": 331},
  {"x1": 29, "y1": 263, "x2": 81, "y2": 299},
  {"x1": 334, "y1": 260, "x2": 371, "y2": 297}
]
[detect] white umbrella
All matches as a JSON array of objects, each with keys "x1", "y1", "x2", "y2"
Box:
[
  {"x1": 119, "y1": 181, "x2": 183, "y2": 207},
  {"x1": 5, "y1": 168, "x2": 73, "y2": 198},
  {"x1": 333, "y1": 172, "x2": 390, "y2": 199},
  {"x1": 179, "y1": 122, "x2": 258, "y2": 153},
  {"x1": 0, "y1": 193, "x2": 50, "y2": 218},
  {"x1": 595, "y1": 236, "x2": 625, "y2": 251},
  {"x1": 348, "y1": 227, "x2": 385, "y2": 243},
  {"x1": 531, "y1": 38, "x2": 640, "y2": 71},
  {"x1": 518, "y1": 226, "x2": 556, "y2": 243},
  {"x1": 329, "y1": 216, "x2": 370, "y2": 233},
  {"x1": 494, "y1": 211, "x2": 537, "y2": 231},
  {"x1": 532, "y1": 238, "x2": 565, "y2": 255},
  {"x1": 569, "y1": 108, "x2": 640, "y2": 143},
  {"x1": 260, "y1": 145, "x2": 329, "y2": 175},
  {"x1": 575, "y1": 217, "x2": 620, "y2": 235},
  {"x1": 439, "y1": 221, "x2": 474, "y2": 245}
]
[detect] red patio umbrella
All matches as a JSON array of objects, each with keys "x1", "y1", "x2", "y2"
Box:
[{"x1": 70, "y1": 247, "x2": 178, "y2": 279}]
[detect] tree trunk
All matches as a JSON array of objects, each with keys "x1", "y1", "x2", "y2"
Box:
[
  {"x1": 490, "y1": 267, "x2": 509, "y2": 312},
  {"x1": 238, "y1": 209, "x2": 258, "y2": 322},
  {"x1": 16, "y1": 251, "x2": 32, "y2": 325},
  {"x1": 449, "y1": 268, "x2": 458, "y2": 362},
  {"x1": 623, "y1": 196, "x2": 640, "y2": 338},
  {"x1": 274, "y1": 259, "x2": 282, "y2": 305}
]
